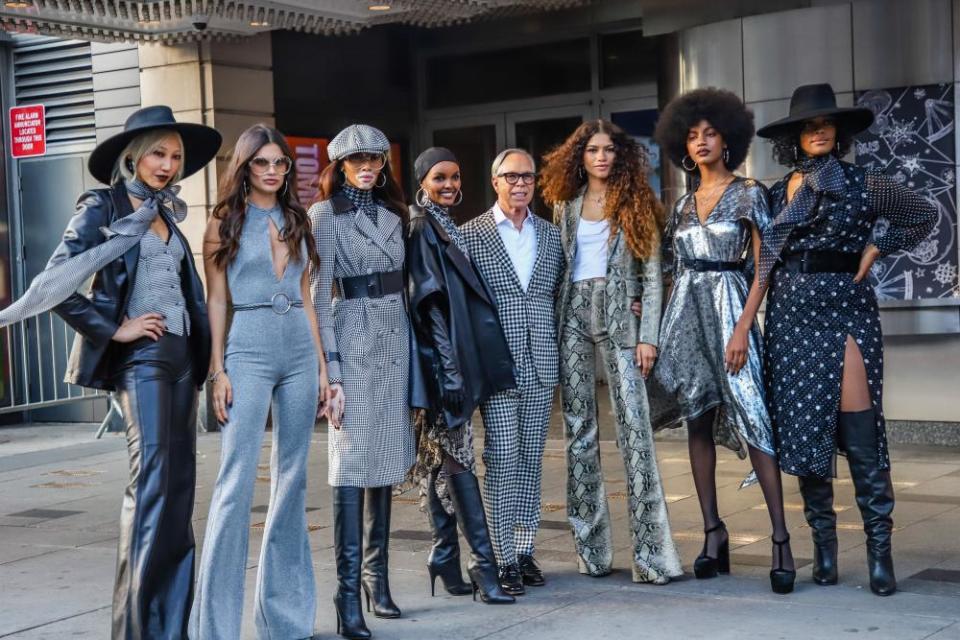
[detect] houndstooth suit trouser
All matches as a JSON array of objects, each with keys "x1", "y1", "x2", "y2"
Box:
[{"x1": 461, "y1": 209, "x2": 564, "y2": 567}]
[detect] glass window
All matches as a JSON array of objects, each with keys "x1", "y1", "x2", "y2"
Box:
[
  {"x1": 600, "y1": 31, "x2": 659, "y2": 89},
  {"x1": 513, "y1": 115, "x2": 584, "y2": 219},
  {"x1": 425, "y1": 39, "x2": 591, "y2": 109}
]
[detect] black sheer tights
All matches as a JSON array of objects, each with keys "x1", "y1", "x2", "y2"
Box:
[{"x1": 687, "y1": 409, "x2": 794, "y2": 571}]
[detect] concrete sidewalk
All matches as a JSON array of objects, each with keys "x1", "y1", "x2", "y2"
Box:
[{"x1": 1, "y1": 421, "x2": 958, "y2": 640}]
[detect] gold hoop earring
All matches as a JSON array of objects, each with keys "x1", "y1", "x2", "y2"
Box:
[{"x1": 681, "y1": 155, "x2": 697, "y2": 172}]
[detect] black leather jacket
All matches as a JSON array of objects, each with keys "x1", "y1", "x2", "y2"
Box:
[
  {"x1": 406, "y1": 206, "x2": 515, "y2": 428},
  {"x1": 51, "y1": 181, "x2": 210, "y2": 390}
]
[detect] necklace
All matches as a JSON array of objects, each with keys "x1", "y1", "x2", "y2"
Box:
[
  {"x1": 585, "y1": 189, "x2": 606, "y2": 208},
  {"x1": 697, "y1": 175, "x2": 734, "y2": 198}
]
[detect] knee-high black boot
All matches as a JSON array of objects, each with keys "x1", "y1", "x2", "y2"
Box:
[
  {"x1": 361, "y1": 486, "x2": 401, "y2": 618},
  {"x1": 446, "y1": 470, "x2": 515, "y2": 604},
  {"x1": 838, "y1": 409, "x2": 896, "y2": 596},
  {"x1": 425, "y1": 471, "x2": 472, "y2": 596},
  {"x1": 798, "y1": 475, "x2": 838, "y2": 585},
  {"x1": 333, "y1": 487, "x2": 371, "y2": 639}
]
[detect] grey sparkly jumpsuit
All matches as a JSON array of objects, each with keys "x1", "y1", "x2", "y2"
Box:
[{"x1": 190, "y1": 204, "x2": 320, "y2": 640}]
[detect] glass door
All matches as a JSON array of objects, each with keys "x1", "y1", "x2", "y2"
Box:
[
  {"x1": 423, "y1": 114, "x2": 505, "y2": 224},
  {"x1": 507, "y1": 105, "x2": 591, "y2": 219}
]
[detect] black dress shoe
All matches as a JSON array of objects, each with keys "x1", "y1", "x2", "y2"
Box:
[
  {"x1": 518, "y1": 555, "x2": 545, "y2": 587},
  {"x1": 498, "y1": 564, "x2": 525, "y2": 596}
]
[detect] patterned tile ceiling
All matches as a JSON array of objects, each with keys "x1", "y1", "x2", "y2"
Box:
[{"x1": 0, "y1": 0, "x2": 589, "y2": 43}]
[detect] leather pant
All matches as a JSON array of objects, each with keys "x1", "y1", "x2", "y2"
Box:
[{"x1": 112, "y1": 333, "x2": 197, "y2": 640}]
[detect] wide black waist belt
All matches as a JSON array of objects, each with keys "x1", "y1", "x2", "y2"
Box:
[
  {"x1": 681, "y1": 258, "x2": 744, "y2": 272},
  {"x1": 780, "y1": 250, "x2": 860, "y2": 274},
  {"x1": 338, "y1": 269, "x2": 404, "y2": 300}
]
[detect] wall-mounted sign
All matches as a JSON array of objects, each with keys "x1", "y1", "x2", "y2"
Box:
[
  {"x1": 286, "y1": 136, "x2": 329, "y2": 206},
  {"x1": 9, "y1": 104, "x2": 46, "y2": 158}
]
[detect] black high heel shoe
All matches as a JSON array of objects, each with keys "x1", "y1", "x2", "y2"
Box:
[
  {"x1": 770, "y1": 535, "x2": 796, "y2": 594},
  {"x1": 429, "y1": 563, "x2": 472, "y2": 597},
  {"x1": 694, "y1": 521, "x2": 729, "y2": 579}
]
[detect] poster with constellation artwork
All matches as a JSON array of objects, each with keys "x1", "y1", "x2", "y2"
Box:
[{"x1": 854, "y1": 83, "x2": 959, "y2": 301}]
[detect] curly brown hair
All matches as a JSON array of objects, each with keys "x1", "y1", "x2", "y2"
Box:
[{"x1": 539, "y1": 119, "x2": 661, "y2": 258}]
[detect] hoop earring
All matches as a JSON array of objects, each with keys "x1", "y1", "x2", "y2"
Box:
[
  {"x1": 125, "y1": 157, "x2": 135, "y2": 173},
  {"x1": 722, "y1": 148, "x2": 730, "y2": 166},
  {"x1": 577, "y1": 165, "x2": 585, "y2": 180},
  {"x1": 375, "y1": 173, "x2": 387, "y2": 188},
  {"x1": 415, "y1": 188, "x2": 429, "y2": 207},
  {"x1": 453, "y1": 190, "x2": 463, "y2": 206},
  {"x1": 242, "y1": 180, "x2": 250, "y2": 198},
  {"x1": 792, "y1": 144, "x2": 800, "y2": 163},
  {"x1": 681, "y1": 155, "x2": 697, "y2": 172},
  {"x1": 281, "y1": 180, "x2": 288, "y2": 197}
]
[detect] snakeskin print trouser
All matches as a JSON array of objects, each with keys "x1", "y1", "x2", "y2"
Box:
[{"x1": 560, "y1": 278, "x2": 682, "y2": 583}]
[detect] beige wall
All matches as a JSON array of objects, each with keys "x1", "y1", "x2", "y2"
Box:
[{"x1": 137, "y1": 33, "x2": 275, "y2": 271}]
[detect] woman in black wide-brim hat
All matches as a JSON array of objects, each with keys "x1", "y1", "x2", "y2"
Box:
[
  {"x1": 9, "y1": 105, "x2": 220, "y2": 638},
  {"x1": 757, "y1": 84, "x2": 935, "y2": 596}
]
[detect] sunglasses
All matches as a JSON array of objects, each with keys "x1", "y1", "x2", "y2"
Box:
[
  {"x1": 344, "y1": 152, "x2": 387, "y2": 170},
  {"x1": 249, "y1": 155, "x2": 293, "y2": 176}
]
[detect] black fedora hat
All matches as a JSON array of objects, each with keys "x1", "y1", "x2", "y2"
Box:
[
  {"x1": 88, "y1": 105, "x2": 222, "y2": 185},
  {"x1": 757, "y1": 83, "x2": 873, "y2": 139}
]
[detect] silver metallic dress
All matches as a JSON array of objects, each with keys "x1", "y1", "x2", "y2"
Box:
[{"x1": 648, "y1": 177, "x2": 776, "y2": 458}]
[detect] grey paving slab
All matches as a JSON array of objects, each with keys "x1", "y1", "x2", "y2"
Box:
[{"x1": 1, "y1": 422, "x2": 958, "y2": 639}]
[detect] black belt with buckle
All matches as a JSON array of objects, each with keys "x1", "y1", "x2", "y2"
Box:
[
  {"x1": 338, "y1": 270, "x2": 404, "y2": 300},
  {"x1": 780, "y1": 250, "x2": 859, "y2": 274},
  {"x1": 681, "y1": 258, "x2": 744, "y2": 272}
]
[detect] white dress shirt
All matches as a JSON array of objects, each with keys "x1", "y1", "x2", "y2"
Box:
[{"x1": 493, "y1": 202, "x2": 538, "y2": 291}]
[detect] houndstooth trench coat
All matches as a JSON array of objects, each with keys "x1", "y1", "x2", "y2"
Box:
[{"x1": 309, "y1": 193, "x2": 415, "y2": 488}]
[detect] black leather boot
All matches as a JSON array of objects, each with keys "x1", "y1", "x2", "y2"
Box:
[
  {"x1": 799, "y1": 475, "x2": 839, "y2": 585},
  {"x1": 446, "y1": 470, "x2": 515, "y2": 604},
  {"x1": 361, "y1": 486, "x2": 402, "y2": 618},
  {"x1": 333, "y1": 487, "x2": 371, "y2": 639},
  {"x1": 425, "y1": 471, "x2": 472, "y2": 596},
  {"x1": 839, "y1": 409, "x2": 897, "y2": 596}
]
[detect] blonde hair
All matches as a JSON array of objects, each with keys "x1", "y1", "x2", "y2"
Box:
[{"x1": 112, "y1": 129, "x2": 185, "y2": 185}]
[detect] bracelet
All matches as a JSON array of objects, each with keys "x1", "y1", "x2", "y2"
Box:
[{"x1": 206, "y1": 369, "x2": 224, "y2": 384}]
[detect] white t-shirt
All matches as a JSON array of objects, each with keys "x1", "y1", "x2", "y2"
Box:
[
  {"x1": 572, "y1": 218, "x2": 610, "y2": 282},
  {"x1": 493, "y1": 203, "x2": 538, "y2": 291}
]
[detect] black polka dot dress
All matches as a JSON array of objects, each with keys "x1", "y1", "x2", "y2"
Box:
[{"x1": 764, "y1": 160, "x2": 936, "y2": 478}]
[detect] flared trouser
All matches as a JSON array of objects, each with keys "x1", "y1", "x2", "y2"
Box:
[
  {"x1": 113, "y1": 333, "x2": 198, "y2": 640},
  {"x1": 189, "y1": 309, "x2": 319, "y2": 640},
  {"x1": 560, "y1": 279, "x2": 682, "y2": 582}
]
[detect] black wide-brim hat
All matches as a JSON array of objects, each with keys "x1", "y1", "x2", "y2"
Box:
[
  {"x1": 88, "y1": 105, "x2": 222, "y2": 185},
  {"x1": 757, "y1": 83, "x2": 873, "y2": 139}
]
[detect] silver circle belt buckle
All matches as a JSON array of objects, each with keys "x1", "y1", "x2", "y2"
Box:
[{"x1": 271, "y1": 292, "x2": 292, "y2": 314}]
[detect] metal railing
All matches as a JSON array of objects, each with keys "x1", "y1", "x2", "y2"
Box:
[{"x1": 0, "y1": 310, "x2": 105, "y2": 414}]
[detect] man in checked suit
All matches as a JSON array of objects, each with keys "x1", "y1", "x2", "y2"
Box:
[{"x1": 461, "y1": 148, "x2": 565, "y2": 596}]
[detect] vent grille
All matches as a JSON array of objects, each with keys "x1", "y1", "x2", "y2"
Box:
[{"x1": 12, "y1": 35, "x2": 95, "y2": 148}]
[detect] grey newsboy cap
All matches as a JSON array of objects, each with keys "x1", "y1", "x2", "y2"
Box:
[{"x1": 327, "y1": 124, "x2": 391, "y2": 162}]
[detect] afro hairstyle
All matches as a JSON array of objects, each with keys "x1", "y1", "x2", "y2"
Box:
[{"x1": 654, "y1": 87, "x2": 755, "y2": 174}]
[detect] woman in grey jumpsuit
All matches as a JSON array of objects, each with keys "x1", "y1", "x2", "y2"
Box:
[
  {"x1": 309, "y1": 125, "x2": 415, "y2": 640},
  {"x1": 190, "y1": 124, "x2": 328, "y2": 640}
]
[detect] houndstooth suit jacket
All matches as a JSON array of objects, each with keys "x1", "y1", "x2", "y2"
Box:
[
  {"x1": 460, "y1": 209, "x2": 565, "y2": 387},
  {"x1": 309, "y1": 193, "x2": 415, "y2": 487}
]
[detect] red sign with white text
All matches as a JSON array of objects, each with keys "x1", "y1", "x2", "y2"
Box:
[
  {"x1": 286, "y1": 136, "x2": 330, "y2": 205},
  {"x1": 9, "y1": 104, "x2": 46, "y2": 158}
]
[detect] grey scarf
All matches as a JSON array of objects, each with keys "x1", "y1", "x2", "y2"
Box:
[{"x1": 0, "y1": 179, "x2": 187, "y2": 327}]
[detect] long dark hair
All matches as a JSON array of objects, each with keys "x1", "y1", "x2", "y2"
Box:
[
  {"x1": 314, "y1": 156, "x2": 408, "y2": 225},
  {"x1": 539, "y1": 119, "x2": 661, "y2": 258},
  {"x1": 211, "y1": 124, "x2": 318, "y2": 269}
]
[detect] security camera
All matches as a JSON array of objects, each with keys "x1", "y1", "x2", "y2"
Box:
[{"x1": 192, "y1": 14, "x2": 209, "y2": 31}]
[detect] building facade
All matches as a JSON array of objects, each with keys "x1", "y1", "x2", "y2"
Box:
[{"x1": 1, "y1": 0, "x2": 957, "y2": 437}]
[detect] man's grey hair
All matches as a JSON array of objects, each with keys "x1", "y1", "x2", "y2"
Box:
[{"x1": 490, "y1": 148, "x2": 536, "y2": 178}]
